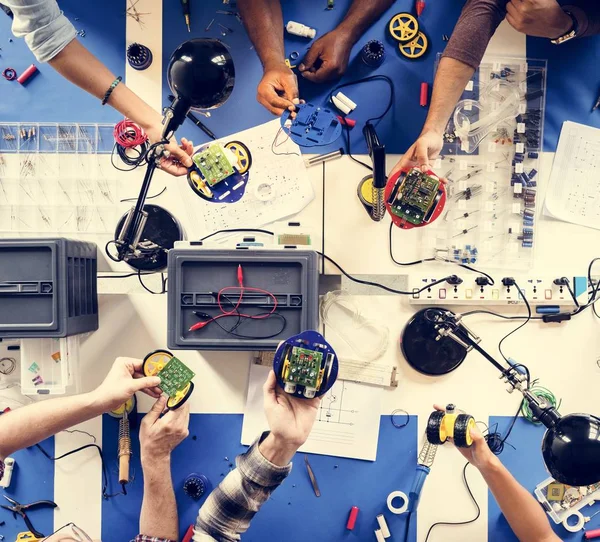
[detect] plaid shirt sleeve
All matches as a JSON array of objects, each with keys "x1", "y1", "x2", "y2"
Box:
[
  {"x1": 0, "y1": 460, "x2": 4, "y2": 482},
  {"x1": 193, "y1": 432, "x2": 292, "y2": 542},
  {"x1": 131, "y1": 536, "x2": 176, "y2": 542}
]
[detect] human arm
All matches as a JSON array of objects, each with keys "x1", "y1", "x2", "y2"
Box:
[
  {"x1": 238, "y1": 0, "x2": 299, "y2": 116},
  {"x1": 451, "y1": 420, "x2": 560, "y2": 542},
  {"x1": 0, "y1": 357, "x2": 161, "y2": 460},
  {"x1": 299, "y1": 0, "x2": 394, "y2": 82},
  {"x1": 194, "y1": 371, "x2": 320, "y2": 541},
  {"x1": 138, "y1": 397, "x2": 190, "y2": 541},
  {"x1": 4, "y1": 0, "x2": 193, "y2": 175},
  {"x1": 505, "y1": 0, "x2": 600, "y2": 38}
]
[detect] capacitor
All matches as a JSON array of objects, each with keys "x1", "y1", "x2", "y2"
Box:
[
  {"x1": 528, "y1": 168, "x2": 538, "y2": 179},
  {"x1": 528, "y1": 152, "x2": 538, "y2": 159},
  {"x1": 346, "y1": 506, "x2": 359, "y2": 530},
  {"x1": 420, "y1": 82, "x2": 429, "y2": 107},
  {"x1": 286, "y1": 21, "x2": 316, "y2": 39},
  {"x1": 17, "y1": 64, "x2": 38, "y2": 84}
]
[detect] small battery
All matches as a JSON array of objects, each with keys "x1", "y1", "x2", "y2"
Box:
[
  {"x1": 420, "y1": 82, "x2": 429, "y2": 107},
  {"x1": 17, "y1": 64, "x2": 38, "y2": 84},
  {"x1": 346, "y1": 506, "x2": 359, "y2": 530}
]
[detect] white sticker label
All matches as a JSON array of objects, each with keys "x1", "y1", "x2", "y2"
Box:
[
  {"x1": 512, "y1": 203, "x2": 521, "y2": 214},
  {"x1": 434, "y1": 158, "x2": 442, "y2": 170},
  {"x1": 465, "y1": 80, "x2": 474, "y2": 91},
  {"x1": 514, "y1": 183, "x2": 523, "y2": 194},
  {"x1": 517, "y1": 123, "x2": 526, "y2": 133},
  {"x1": 484, "y1": 221, "x2": 492, "y2": 232},
  {"x1": 459, "y1": 161, "x2": 468, "y2": 171},
  {"x1": 486, "y1": 182, "x2": 495, "y2": 193},
  {"x1": 516, "y1": 143, "x2": 524, "y2": 153},
  {"x1": 493, "y1": 61, "x2": 501, "y2": 71},
  {"x1": 486, "y1": 162, "x2": 495, "y2": 173},
  {"x1": 488, "y1": 141, "x2": 497, "y2": 153},
  {"x1": 457, "y1": 200, "x2": 466, "y2": 211},
  {"x1": 458, "y1": 180, "x2": 467, "y2": 191},
  {"x1": 515, "y1": 163, "x2": 524, "y2": 173},
  {"x1": 465, "y1": 102, "x2": 472, "y2": 111},
  {"x1": 518, "y1": 103, "x2": 527, "y2": 114}
]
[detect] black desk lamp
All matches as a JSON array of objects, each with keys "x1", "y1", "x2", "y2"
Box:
[
  {"x1": 110, "y1": 39, "x2": 234, "y2": 270},
  {"x1": 405, "y1": 308, "x2": 600, "y2": 487}
]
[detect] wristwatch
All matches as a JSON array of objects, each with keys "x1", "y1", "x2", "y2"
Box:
[{"x1": 550, "y1": 10, "x2": 578, "y2": 44}]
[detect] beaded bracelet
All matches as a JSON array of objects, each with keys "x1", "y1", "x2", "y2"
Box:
[{"x1": 101, "y1": 76, "x2": 122, "y2": 106}]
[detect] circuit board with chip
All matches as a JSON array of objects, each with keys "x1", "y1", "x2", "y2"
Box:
[
  {"x1": 156, "y1": 356, "x2": 196, "y2": 397},
  {"x1": 192, "y1": 144, "x2": 234, "y2": 187},
  {"x1": 285, "y1": 347, "x2": 323, "y2": 389},
  {"x1": 387, "y1": 168, "x2": 441, "y2": 225}
]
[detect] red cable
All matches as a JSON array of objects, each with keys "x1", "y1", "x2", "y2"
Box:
[{"x1": 113, "y1": 119, "x2": 148, "y2": 148}]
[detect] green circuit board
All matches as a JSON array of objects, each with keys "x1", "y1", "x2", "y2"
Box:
[
  {"x1": 285, "y1": 347, "x2": 323, "y2": 388},
  {"x1": 156, "y1": 356, "x2": 195, "y2": 397},
  {"x1": 192, "y1": 144, "x2": 234, "y2": 187},
  {"x1": 388, "y1": 169, "x2": 441, "y2": 225}
]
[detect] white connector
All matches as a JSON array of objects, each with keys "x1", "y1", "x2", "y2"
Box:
[
  {"x1": 285, "y1": 21, "x2": 316, "y2": 39},
  {"x1": 331, "y1": 92, "x2": 357, "y2": 115},
  {"x1": 0, "y1": 457, "x2": 14, "y2": 488}
]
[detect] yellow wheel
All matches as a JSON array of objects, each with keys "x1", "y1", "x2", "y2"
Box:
[
  {"x1": 142, "y1": 349, "x2": 173, "y2": 377},
  {"x1": 167, "y1": 381, "x2": 194, "y2": 410},
  {"x1": 388, "y1": 13, "x2": 419, "y2": 43},
  {"x1": 109, "y1": 396, "x2": 136, "y2": 418},
  {"x1": 188, "y1": 169, "x2": 214, "y2": 199},
  {"x1": 357, "y1": 175, "x2": 375, "y2": 206},
  {"x1": 225, "y1": 141, "x2": 252, "y2": 175},
  {"x1": 399, "y1": 32, "x2": 428, "y2": 59}
]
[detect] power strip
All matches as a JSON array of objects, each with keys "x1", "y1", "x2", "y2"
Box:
[{"x1": 409, "y1": 276, "x2": 588, "y2": 307}]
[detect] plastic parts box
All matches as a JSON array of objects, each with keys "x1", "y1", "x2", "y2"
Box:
[
  {"x1": 167, "y1": 249, "x2": 319, "y2": 351},
  {"x1": 0, "y1": 238, "x2": 98, "y2": 338}
]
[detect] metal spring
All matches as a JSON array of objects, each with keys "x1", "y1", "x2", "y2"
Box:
[
  {"x1": 418, "y1": 440, "x2": 438, "y2": 468},
  {"x1": 118, "y1": 412, "x2": 132, "y2": 457}
]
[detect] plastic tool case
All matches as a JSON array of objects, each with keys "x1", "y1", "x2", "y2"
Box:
[
  {"x1": 167, "y1": 248, "x2": 319, "y2": 350},
  {"x1": 0, "y1": 238, "x2": 98, "y2": 338}
]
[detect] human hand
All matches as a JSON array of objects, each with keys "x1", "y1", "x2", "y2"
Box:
[
  {"x1": 298, "y1": 30, "x2": 353, "y2": 83},
  {"x1": 91, "y1": 357, "x2": 162, "y2": 413},
  {"x1": 140, "y1": 397, "x2": 190, "y2": 463},
  {"x1": 145, "y1": 122, "x2": 194, "y2": 177},
  {"x1": 505, "y1": 0, "x2": 572, "y2": 38},
  {"x1": 260, "y1": 370, "x2": 320, "y2": 465},
  {"x1": 257, "y1": 63, "x2": 300, "y2": 117},
  {"x1": 389, "y1": 130, "x2": 444, "y2": 178},
  {"x1": 432, "y1": 404, "x2": 497, "y2": 471}
]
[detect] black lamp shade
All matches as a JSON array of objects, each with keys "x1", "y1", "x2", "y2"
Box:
[
  {"x1": 542, "y1": 413, "x2": 600, "y2": 486},
  {"x1": 167, "y1": 38, "x2": 235, "y2": 110}
]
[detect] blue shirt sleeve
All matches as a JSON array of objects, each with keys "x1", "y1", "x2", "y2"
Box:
[{"x1": 3, "y1": 0, "x2": 77, "y2": 62}]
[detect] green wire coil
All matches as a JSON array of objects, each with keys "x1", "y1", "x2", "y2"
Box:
[{"x1": 520, "y1": 380, "x2": 561, "y2": 424}]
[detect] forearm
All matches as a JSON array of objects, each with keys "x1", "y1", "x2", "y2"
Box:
[
  {"x1": 479, "y1": 458, "x2": 559, "y2": 542},
  {"x1": 49, "y1": 40, "x2": 161, "y2": 132},
  {"x1": 140, "y1": 459, "x2": 178, "y2": 541},
  {"x1": 337, "y1": 0, "x2": 395, "y2": 43},
  {"x1": 566, "y1": 3, "x2": 600, "y2": 37},
  {"x1": 0, "y1": 392, "x2": 104, "y2": 459},
  {"x1": 422, "y1": 57, "x2": 474, "y2": 135},
  {"x1": 238, "y1": 0, "x2": 285, "y2": 68}
]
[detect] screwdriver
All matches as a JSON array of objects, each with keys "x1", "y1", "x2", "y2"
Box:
[
  {"x1": 416, "y1": 0, "x2": 425, "y2": 17},
  {"x1": 181, "y1": 0, "x2": 191, "y2": 32}
]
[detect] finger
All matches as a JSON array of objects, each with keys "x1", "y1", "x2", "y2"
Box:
[
  {"x1": 299, "y1": 44, "x2": 322, "y2": 73},
  {"x1": 415, "y1": 140, "x2": 431, "y2": 170},
  {"x1": 143, "y1": 396, "x2": 167, "y2": 426},
  {"x1": 505, "y1": 12, "x2": 518, "y2": 30},
  {"x1": 300, "y1": 68, "x2": 330, "y2": 83},
  {"x1": 281, "y1": 74, "x2": 299, "y2": 102},
  {"x1": 132, "y1": 375, "x2": 162, "y2": 393},
  {"x1": 159, "y1": 159, "x2": 188, "y2": 177},
  {"x1": 257, "y1": 92, "x2": 291, "y2": 116},
  {"x1": 140, "y1": 387, "x2": 163, "y2": 399},
  {"x1": 433, "y1": 404, "x2": 445, "y2": 412},
  {"x1": 167, "y1": 144, "x2": 193, "y2": 168},
  {"x1": 263, "y1": 370, "x2": 278, "y2": 406}
]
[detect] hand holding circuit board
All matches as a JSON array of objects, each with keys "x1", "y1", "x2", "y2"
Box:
[{"x1": 142, "y1": 350, "x2": 196, "y2": 410}]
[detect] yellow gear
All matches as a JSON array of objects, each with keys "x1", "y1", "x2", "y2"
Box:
[
  {"x1": 399, "y1": 32, "x2": 428, "y2": 59},
  {"x1": 142, "y1": 350, "x2": 173, "y2": 377},
  {"x1": 224, "y1": 141, "x2": 252, "y2": 175},
  {"x1": 388, "y1": 13, "x2": 419, "y2": 43}
]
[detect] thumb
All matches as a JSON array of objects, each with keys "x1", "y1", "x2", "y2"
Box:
[
  {"x1": 169, "y1": 144, "x2": 193, "y2": 168},
  {"x1": 144, "y1": 395, "x2": 167, "y2": 425},
  {"x1": 133, "y1": 375, "x2": 161, "y2": 393},
  {"x1": 299, "y1": 44, "x2": 322, "y2": 72},
  {"x1": 415, "y1": 140, "x2": 431, "y2": 170},
  {"x1": 281, "y1": 73, "x2": 299, "y2": 102},
  {"x1": 263, "y1": 370, "x2": 278, "y2": 407}
]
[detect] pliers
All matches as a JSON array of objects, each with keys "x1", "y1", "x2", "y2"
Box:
[{"x1": 0, "y1": 495, "x2": 57, "y2": 538}]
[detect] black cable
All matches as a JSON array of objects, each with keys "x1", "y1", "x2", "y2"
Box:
[
  {"x1": 497, "y1": 281, "x2": 531, "y2": 365},
  {"x1": 484, "y1": 400, "x2": 523, "y2": 455},
  {"x1": 561, "y1": 277, "x2": 580, "y2": 309},
  {"x1": 137, "y1": 270, "x2": 167, "y2": 295},
  {"x1": 199, "y1": 228, "x2": 275, "y2": 243},
  {"x1": 120, "y1": 186, "x2": 167, "y2": 203},
  {"x1": 403, "y1": 511, "x2": 412, "y2": 542},
  {"x1": 423, "y1": 463, "x2": 480, "y2": 542},
  {"x1": 111, "y1": 141, "x2": 149, "y2": 171},
  {"x1": 462, "y1": 309, "x2": 543, "y2": 321},
  {"x1": 35, "y1": 442, "x2": 126, "y2": 499},
  {"x1": 388, "y1": 221, "x2": 435, "y2": 266}
]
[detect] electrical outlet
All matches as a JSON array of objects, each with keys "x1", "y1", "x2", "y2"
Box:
[{"x1": 410, "y1": 276, "x2": 587, "y2": 307}]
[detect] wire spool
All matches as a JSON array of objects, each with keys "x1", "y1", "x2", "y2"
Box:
[
  {"x1": 0, "y1": 357, "x2": 16, "y2": 375},
  {"x1": 127, "y1": 43, "x2": 153, "y2": 71},
  {"x1": 361, "y1": 40, "x2": 385, "y2": 67},
  {"x1": 521, "y1": 382, "x2": 560, "y2": 424},
  {"x1": 399, "y1": 32, "x2": 428, "y2": 59},
  {"x1": 183, "y1": 473, "x2": 209, "y2": 500},
  {"x1": 388, "y1": 13, "x2": 419, "y2": 43}
]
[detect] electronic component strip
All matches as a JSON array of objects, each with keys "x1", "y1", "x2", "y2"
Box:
[
  {"x1": 192, "y1": 143, "x2": 237, "y2": 187},
  {"x1": 418, "y1": 56, "x2": 547, "y2": 270}
]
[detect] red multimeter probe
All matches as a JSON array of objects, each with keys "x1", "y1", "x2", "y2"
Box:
[{"x1": 384, "y1": 167, "x2": 447, "y2": 230}]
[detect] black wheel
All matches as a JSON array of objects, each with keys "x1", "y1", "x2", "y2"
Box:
[
  {"x1": 167, "y1": 381, "x2": 194, "y2": 410},
  {"x1": 454, "y1": 414, "x2": 476, "y2": 448},
  {"x1": 426, "y1": 410, "x2": 447, "y2": 445},
  {"x1": 142, "y1": 349, "x2": 173, "y2": 377}
]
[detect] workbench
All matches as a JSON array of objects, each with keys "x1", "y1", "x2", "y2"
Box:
[{"x1": 1, "y1": 0, "x2": 600, "y2": 540}]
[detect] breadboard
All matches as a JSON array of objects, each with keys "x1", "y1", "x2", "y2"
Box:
[{"x1": 253, "y1": 351, "x2": 398, "y2": 388}]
